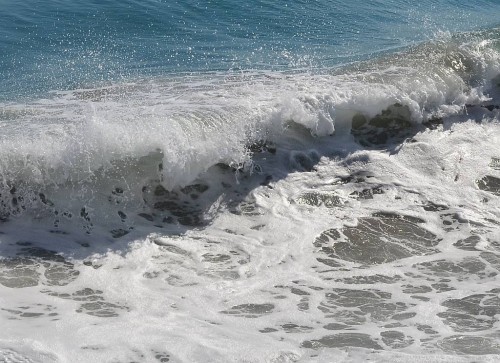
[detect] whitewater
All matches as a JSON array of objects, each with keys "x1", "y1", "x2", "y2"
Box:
[{"x1": 1, "y1": 1, "x2": 500, "y2": 362}]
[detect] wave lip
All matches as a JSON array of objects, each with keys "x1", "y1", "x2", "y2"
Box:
[{"x1": 0, "y1": 29, "x2": 499, "y2": 226}]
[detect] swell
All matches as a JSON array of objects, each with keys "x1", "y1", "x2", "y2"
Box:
[
  {"x1": 3, "y1": 0, "x2": 500, "y2": 101},
  {"x1": 0, "y1": 29, "x2": 499, "y2": 230}
]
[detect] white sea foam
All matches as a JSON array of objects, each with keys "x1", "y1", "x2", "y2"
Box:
[
  {"x1": 1, "y1": 101, "x2": 500, "y2": 362},
  {"x1": 0, "y1": 30, "x2": 498, "y2": 196},
  {"x1": 1, "y1": 30, "x2": 500, "y2": 362}
]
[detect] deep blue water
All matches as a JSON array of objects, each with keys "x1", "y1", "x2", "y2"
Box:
[{"x1": 1, "y1": 0, "x2": 500, "y2": 101}]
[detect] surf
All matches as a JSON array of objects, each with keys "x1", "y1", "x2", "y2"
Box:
[{"x1": 0, "y1": 29, "x2": 499, "y2": 232}]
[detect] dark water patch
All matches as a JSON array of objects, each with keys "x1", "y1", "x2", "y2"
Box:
[
  {"x1": 220, "y1": 303, "x2": 274, "y2": 318},
  {"x1": 481, "y1": 252, "x2": 500, "y2": 271},
  {"x1": 438, "y1": 335, "x2": 500, "y2": 355},
  {"x1": 0, "y1": 258, "x2": 40, "y2": 288},
  {"x1": 383, "y1": 322, "x2": 406, "y2": 329},
  {"x1": 260, "y1": 175, "x2": 273, "y2": 187},
  {"x1": 81, "y1": 345, "x2": 106, "y2": 351},
  {"x1": 316, "y1": 257, "x2": 344, "y2": 268},
  {"x1": 372, "y1": 212, "x2": 426, "y2": 224},
  {"x1": 153, "y1": 351, "x2": 170, "y2": 362},
  {"x1": 138, "y1": 213, "x2": 154, "y2": 221},
  {"x1": 318, "y1": 288, "x2": 412, "y2": 326},
  {"x1": 259, "y1": 327, "x2": 279, "y2": 333},
  {"x1": 151, "y1": 202, "x2": 204, "y2": 227},
  {"x1": 323, "y1": 323, "x2": 351, "y2": 331},
  {"x1": 402, "y1": 285, "x2": 432, "y2": 294},
  {"x1": 44, "y1": 288, "x2": 129, "y2": 318},
  {"x1": 110, "y1": 228, "x2": 130, "y2": 238},
  {"x1": 351, "y1": 104, "x2": 413, "y2": 147},
  {"x1": 202, "y1": 253, "x2": 231, "y2": 263},
  {"x1": 411, "y1": 295, "x2": 430, "y2": 302},
  {"x1": 180, "y1": 183, "x2": 210, "y2": 199},
  {"x1": 440, "y1": 212, "x2": 473, "y2": 232},
  {"x1": 296, "y1": 192, "x2": 341, "y2": 208},
  {"x1": 289, "y1": 150, "x2": 321, "y2": 172},
  {"x1": 438, "y1": 293, "x2": 500, "y2": 332},
  {"x1": 149, "y1": 238, "x2": 241, "y2": 282},
  {"x1": 423, "y1": 117, "x2": 443, "y2": 130},
  {"x1": 83, "y1": 260, "x2": 102, "y2": 269},
  {"x1": 179, "y1": 183, "x2": 210, "y2": 195},
  {"x1": 281, "y1": 323, "x2": 314, "y2": 334},
  {"x1": 143, "y1": 271, "x2": 160, "y2": 279},
  {"x1": 314, "y1": 213, "x2": 438, "y2": 265},
  {"x1": 290, "y1": 287, "x2": 310, "y2": 296},
  {"x1": 335, "y1": 274, "x2": 402, "y2": 285},
  {"x1": 380, "y1": 330, "x2": 414, "y2": 349},
  {"x1": 247, "y1": 140, "x2": 277, "y2": 155},
  {"x1": 153, "y1": 240, "x2": 191, "y2": 256},
  {"x1": 77, "y1": 300, "x2": 129, "y2": 317},
  {"x1": 297, "y1": 298, "x2": 309, "y2": 312},
  {"x1": 414, "y1": 257, "x2": 489, "y2": 280},
  {"x1": 49, "y1": 229, "x2": 69, "y2": 235},
  {"x1": 485, "y1": 239, "x2": 500, "y2": 253},
  {"x1": 164, "y1": 274, "x2": 191, "y2": 287},
  {"x1": 349, "y1": 186, "x2": 385, "y2": 200},
  {"x1": 333, "y1": 172, "x2": 374, "y2": 185},
  {"x1": 117, "y1": 210, "x2": 127, "y2": 222},
  {"x1": 431, "y1": 282, "x2": 456, "y2": 293},
  {"x1": 1, "y1": 303, "x2": 57, "y2": 320},
  {"x1": 0, "y1": 246, "x2": 79, "y2": 288},
  {"x1": 490, "y1": 158, "x2": 500, "y2": 170},
  {"x1": 200, "y1": 253, "x2": 244, "y2": 280},
  {"x1": 423, "y1": 202, "x2": 449, "y2": 212},
  {"x1": 392, "y1": 312, "x2": 417, "y2": 320},
  {"x1": 272, "y1": 286, "x2": 312, "y2": 311},
  {"x1": 302, "y1": 333, "x2": 382, "y2": 350},
  {"x1": 476, "y1": 105, "x2": 500, "y2": 112},
  {"x1": 138, "y1": 180, "x2": 215, "y2": 227},
  {"x1": 454, "y1": 235, "x2": 481, "y2": 251},
  {"x1": 321, "y1": 309, "x2": 366, "y2": 326},
  {"x1": 229, "y1": 198, "x2": 263, "y2": 216},
  {"x1": 416, "y1": 324, "x2": 439, "y2": 336},
  {"x1": 477, "y1": 175, "x2": 500, "y2": 196}
]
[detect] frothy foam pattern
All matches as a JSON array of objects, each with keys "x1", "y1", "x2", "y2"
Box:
[
  {"x1": 1, "y1": 28, "x2": 500, "y2": 362},
  {"x1": 1, "y1": 31, "x2": 499, "y2": 190}
]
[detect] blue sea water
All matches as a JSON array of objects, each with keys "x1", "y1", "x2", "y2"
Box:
[
  {"x1": 2, "y1": 1, "x2": 500, "y2": 362},
  {"x1": 1, "y1": 0, "x2": 500, "y2": 100}
]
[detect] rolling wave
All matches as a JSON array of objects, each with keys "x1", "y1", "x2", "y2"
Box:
[{"x1": 0, "y1": 28, "x2": 499, "y2": 230}]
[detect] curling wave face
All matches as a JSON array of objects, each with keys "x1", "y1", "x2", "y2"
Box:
[
  {"x1": 0, "y1": 29, "x2": 499, "y2": 230},
  {"x1": 2, "y1": 4, "x2": 500, "y2": 360}
]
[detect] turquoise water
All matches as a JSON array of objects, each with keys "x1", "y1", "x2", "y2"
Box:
[{"x1": 1, "y1": 0, "x2": 500, "y2": 100}]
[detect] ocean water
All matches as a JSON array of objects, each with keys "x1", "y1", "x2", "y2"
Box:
[{"x1": 1, "y1": 0, "x2": 500, "y2": 362}]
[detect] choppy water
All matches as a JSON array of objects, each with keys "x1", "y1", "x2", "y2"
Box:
[{"x1": 1, "y1": 1, "x2": 500, "y2": 362}]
